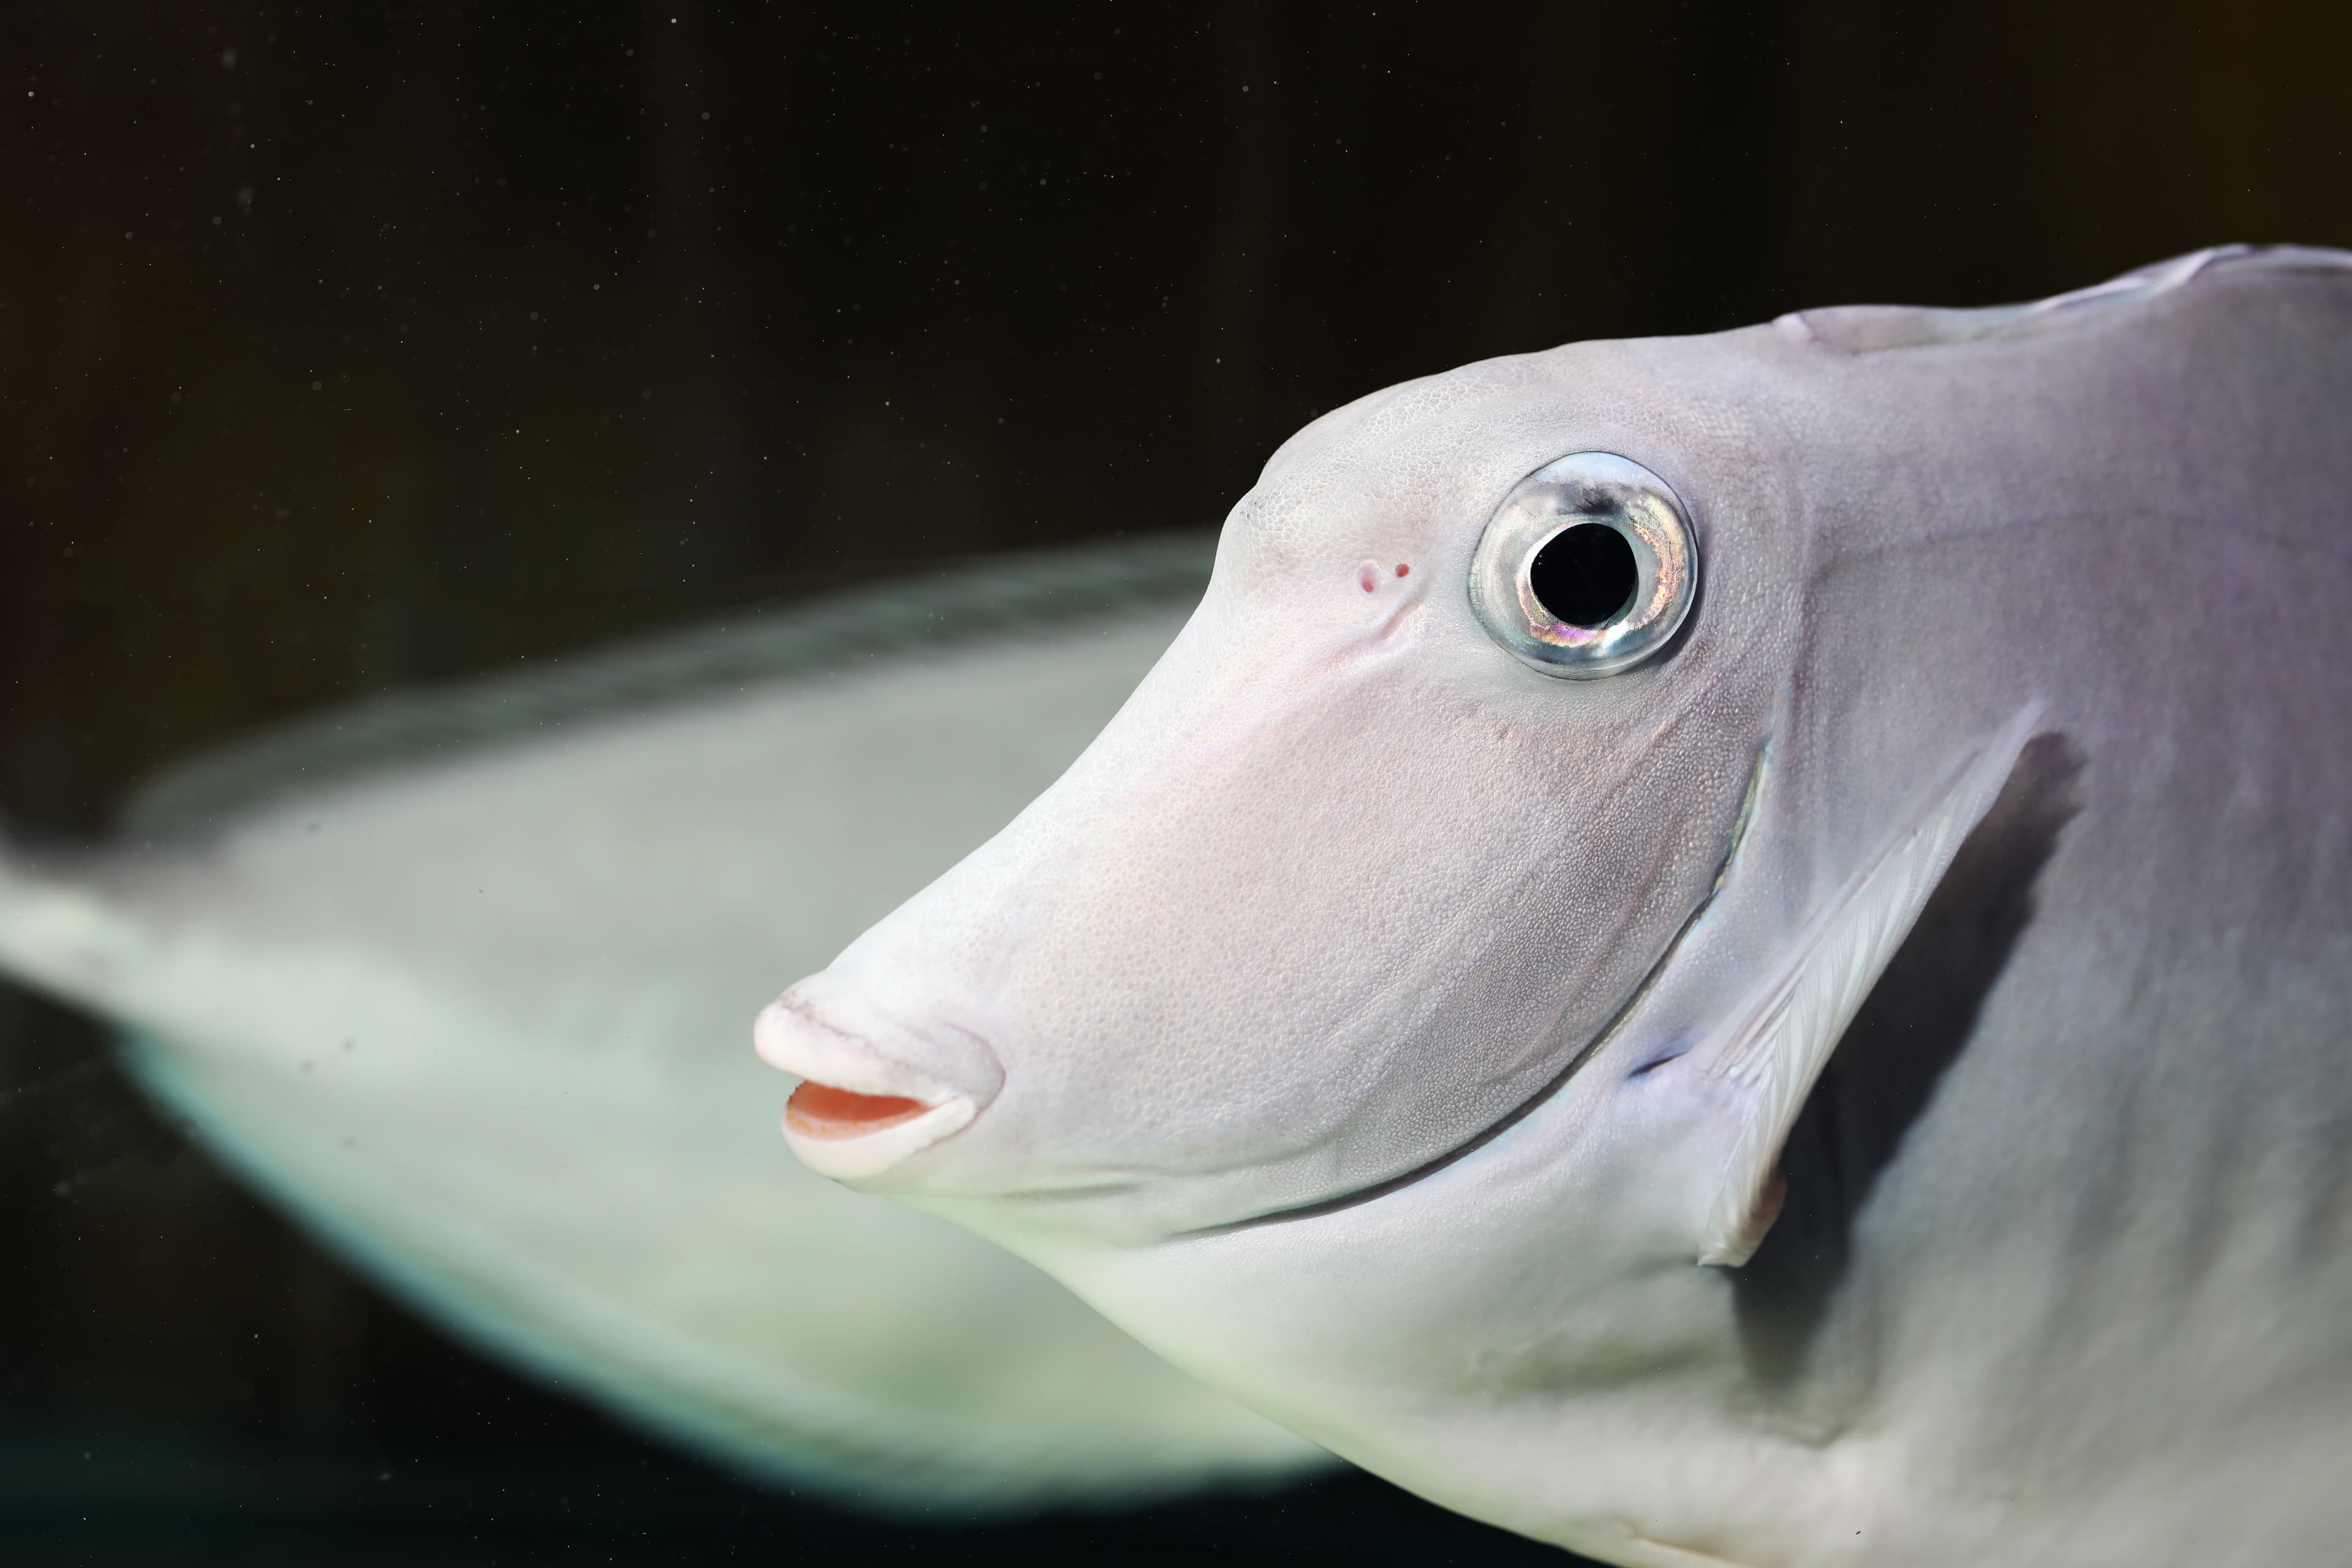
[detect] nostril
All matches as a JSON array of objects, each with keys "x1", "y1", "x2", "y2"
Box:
[{"x1": 786, "y1": 1080, "x2": 930, "y2": 1140}]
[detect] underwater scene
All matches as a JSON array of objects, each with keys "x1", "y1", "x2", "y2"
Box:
[{"x1": 4, "y1": 4, "x2": 2349, "y2": 1564}]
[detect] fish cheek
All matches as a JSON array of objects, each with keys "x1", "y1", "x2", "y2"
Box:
[{"x1": 960, "y1": 678, "x2": 1588, "y2": 1222}]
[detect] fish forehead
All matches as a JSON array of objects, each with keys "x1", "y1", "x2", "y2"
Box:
[{"x1": 1223, "y1": 331, "x2": 1795, "y2": 590}]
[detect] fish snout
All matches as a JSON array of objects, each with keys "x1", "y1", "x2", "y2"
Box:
[{"x1": 753, "y1": 981, "x2": 1005, "y2": 1183}]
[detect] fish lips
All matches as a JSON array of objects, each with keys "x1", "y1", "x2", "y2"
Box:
[{"x1": 753, "y1": 984, "x2": 1004, "y2": 1183}]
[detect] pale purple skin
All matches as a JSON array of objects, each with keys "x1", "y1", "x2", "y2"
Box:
[{"x1": 763, "y1": 248, "x2": 2352, "y2": 1566}]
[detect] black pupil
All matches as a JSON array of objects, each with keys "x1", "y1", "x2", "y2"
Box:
[{"x1": 1528, "y1": 522, "x2": 1638, "y2": 628}]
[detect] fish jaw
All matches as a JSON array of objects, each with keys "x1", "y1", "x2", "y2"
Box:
[{"x1": 752, "y1": 986, "x2": 998, "y2": 1183}]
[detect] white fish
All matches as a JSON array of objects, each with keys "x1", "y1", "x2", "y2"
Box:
[
  {"x1": 760, "y1": 248, "x2": 2352, "y2": 1563},
  {"x1": 0, "y1": 542, "x2": 1325, "y2": 1506}
]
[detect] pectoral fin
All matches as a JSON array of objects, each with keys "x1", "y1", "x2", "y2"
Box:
[{"x1": 1695, "y1": 705, "x2": 2043, "y2": 1267}]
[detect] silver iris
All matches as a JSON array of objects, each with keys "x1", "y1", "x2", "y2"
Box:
[{"x1": 1466, "y1": 451, "x2": 1697, "y2": 679}]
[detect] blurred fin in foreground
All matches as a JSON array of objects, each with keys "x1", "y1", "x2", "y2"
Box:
[{"x1": 0, "y1": 538, "x2": 1328, "y2": 1507}]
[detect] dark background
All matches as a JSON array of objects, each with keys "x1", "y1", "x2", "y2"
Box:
[{"x1": 1, "y1": 1, "x2": 2344, "y2": 1562}]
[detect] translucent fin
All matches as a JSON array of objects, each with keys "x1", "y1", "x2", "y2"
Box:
[
  {"x1": 1, "y1": 545, "x2": 1326, "y2": 1509},
  {"x1": 1696, "y1": 705, "x2": 2043, "y2": 1267},
  {"x1": 1774, "y1": 243, "x2": 2352, "y2": 355},
  {"x1": 0, "y1": 832, "x2": 152, "y2": 1018},
  {"x1": 127, "y1": 535, "x2": 1216, "y2": 835}
]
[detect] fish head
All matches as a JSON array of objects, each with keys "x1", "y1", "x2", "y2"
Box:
[{"x1": 756, "y1": 336, "x2": 1811, "y2": 1248}]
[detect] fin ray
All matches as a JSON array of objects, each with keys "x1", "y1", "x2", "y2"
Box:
[{"x1": 1697, "y1": 704, "x2": 2043, "y2": 1267}]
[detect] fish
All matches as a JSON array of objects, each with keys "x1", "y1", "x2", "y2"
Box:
[
  {"x1": 758, "y1": 246, "x2": 2352, "y2": 1564},
  {"x1": 0, "y1": 540, "x2": 1327, "y2": 1507}
]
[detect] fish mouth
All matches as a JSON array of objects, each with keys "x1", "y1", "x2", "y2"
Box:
[
  {"x1": 753, "y1": 990, "x2": 992, "y2": 1182},
  {"x1": 785, "y1": 1081, "x2": 935, "y2": 1139}
]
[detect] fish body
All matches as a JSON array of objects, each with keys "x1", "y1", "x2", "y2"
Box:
[
  {"x1": 0, "y1": 545, "x2": 1324, "y2": 1504},
  {"x1": 762, "y1": 249, "x2": 2352, "y2": 1564}
]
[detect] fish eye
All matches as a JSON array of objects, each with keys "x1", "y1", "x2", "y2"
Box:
[{"x1": 1466, "y1": 451, "x2": 1697, "y2": 678}]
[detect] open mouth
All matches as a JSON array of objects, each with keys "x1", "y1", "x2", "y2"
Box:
[
  {"x1": 754, "y1": 990, "x2": 994, "y2": 1183},
  {"x1": 785, "y1": 1081, "x2": 932, "y2": 1139}
]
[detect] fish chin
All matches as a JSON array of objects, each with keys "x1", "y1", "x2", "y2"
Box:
[{"x1": 782, "y1": 1091, "x2": 977, "y2": 1183}]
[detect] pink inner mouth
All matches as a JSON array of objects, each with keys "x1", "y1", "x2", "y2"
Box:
[{"x1": 785, "y1": 1080, "x2": 930, "y2": 1140}]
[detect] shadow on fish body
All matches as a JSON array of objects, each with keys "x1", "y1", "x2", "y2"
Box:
[{"x1": 1735, "y1": 731, "x2": 2089, "y2": 1387}]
